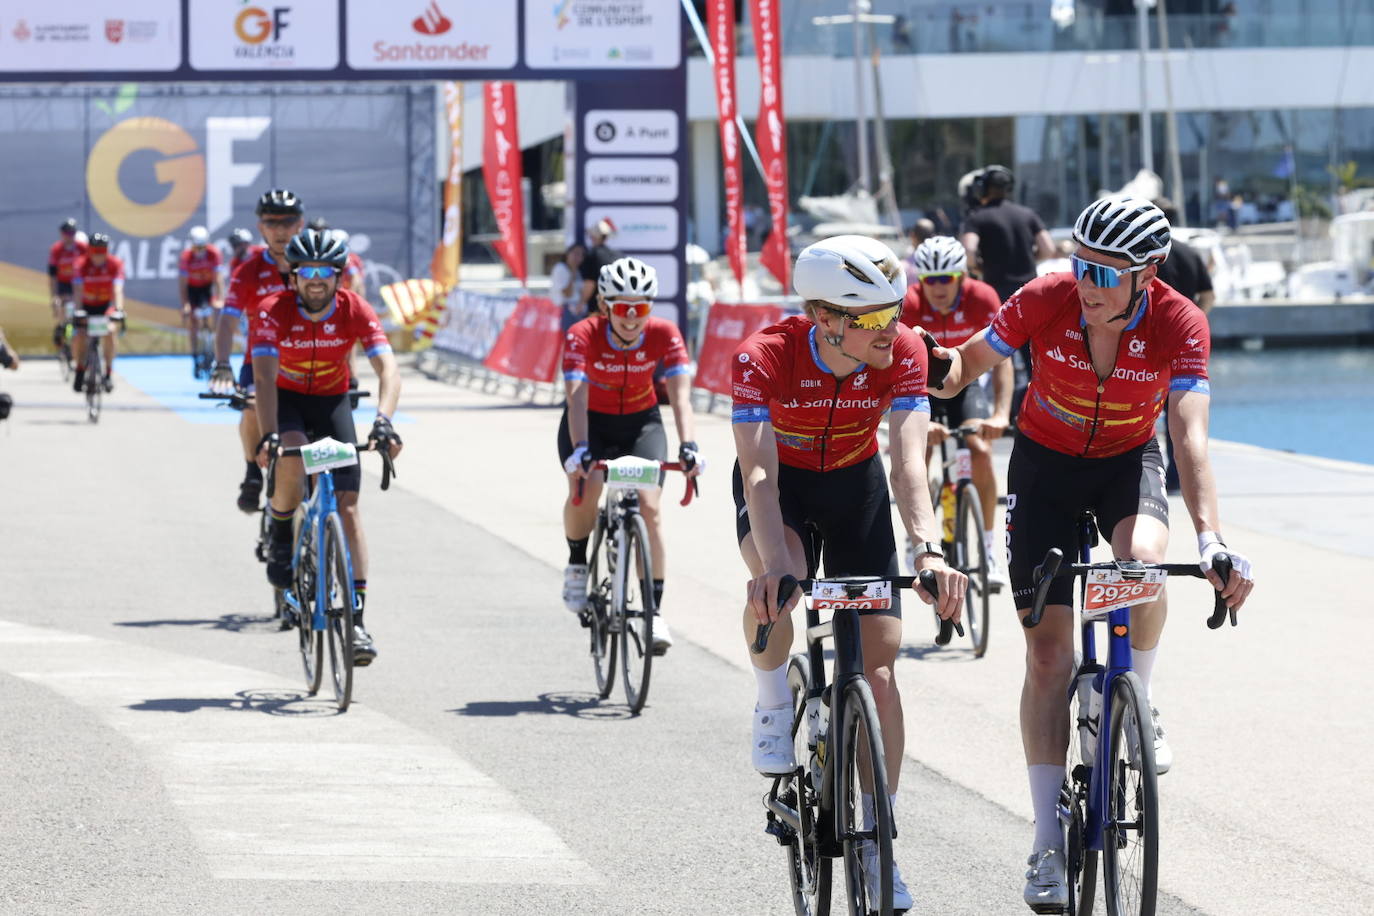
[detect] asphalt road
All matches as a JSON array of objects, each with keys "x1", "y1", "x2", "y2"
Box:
[{"x1": 1, "y1": 354, "x2": 1369, "y2": 915}]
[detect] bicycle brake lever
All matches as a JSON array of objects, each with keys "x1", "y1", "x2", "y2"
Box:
[
  {"x1": 1206, "y1": 553, "x2": 1234, "y2": 630},
  {"x1": 751, "y1": 575, "x2": 800, "y2": 654},
  {"x1": 923, "y1": 569, "x2": 965, "y2": 645}
]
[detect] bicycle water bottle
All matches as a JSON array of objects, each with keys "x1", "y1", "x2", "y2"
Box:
[
  {"x1": 940, "y1": 482, "x2": 957, "y2": 542},
  {"x1": 1074, "y1": 664, "x2": 1104, "y2": 766}
]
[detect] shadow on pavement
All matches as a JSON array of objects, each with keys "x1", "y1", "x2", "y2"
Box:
[
  {"x1": 116, "y1": 613, "x2": 276, "y2": 633},
  {"x1": 897, "y1": 642, "x2": 978, "y2": 662},
  {"x1": 451, "y1": 690, "x2": 633, "y2": 721},
  {"x1": 128, "y1": 687, "x2": 339, "y2": 717}
]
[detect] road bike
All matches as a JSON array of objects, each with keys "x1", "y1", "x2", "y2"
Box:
[
  {"x1": 928, "y1": 423, "x2": 997, "y2": 657},
  {"x1": 189, "y1": 304, "x2": 217, "y2": 379},
  {"x1": 55, "y1": 301, "x2": 75, "y2": 381},
  {"x1": 267, "y1": 436, "x2": 393, "y2": 713},
  {"x1": 753, "y1": 569, "x2": 961, "y2": 916},
  {"x1": 572, "y1": 456, "x2": 695, "y2": 715},
  {"x1": 75, "y1": 310, "x2": 120, "y2": 424},
  {"x1": 1024, "y1": 511, "x2": 1234, "y2": 916}
]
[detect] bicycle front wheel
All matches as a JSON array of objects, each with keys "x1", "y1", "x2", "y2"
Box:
[
  {"x1": 294, "y1": 522, "x2": 323, "y2": 695},
  {"x1": 586, "y1": 514, "x2": 616, "y2": 699},
  {"x1": 618, "y1": 510, "x2": 654, "y2": 714},
  {"x1": 85, "y1": 358, "x2": 101, "y2": 424},
  {"x1": 1065, "y1": 671, "x2": 1099, "y2": 915},
  {"x1": 785, "y1": 654, "x2": 832, "y2": 916},
  {"x1": 836, "y1": 679, "x2": 893, "y2": 916},
  {"x1": 323, "y1": 513, "x2": 355, "y2": 712},
  {"x1": 956, "y1": 482, "x2": 991, "y2": 658},
  {"x1": 1101, "y1": 672, "x2": 1158, "y2": 916}
]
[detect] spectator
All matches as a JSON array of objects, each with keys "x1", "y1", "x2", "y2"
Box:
[
  {"x1": 579, "y1": 219, "x2": 623, "y2": 314},
  {"x1": 551, "y1": 243, "x2": 588, "y2": 331}
]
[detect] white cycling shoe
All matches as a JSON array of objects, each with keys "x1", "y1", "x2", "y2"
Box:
[
  {"x1": 651, "y1": 616, "x2": 673, "y2": 655},
  {"x1": 1024, "y1": 847, "x2": 1068, "y2": 914},
  {"x1": 984, "y1": 534, "x2": 1008, "y2": 590},
  {"x1": 751, "y1": 703, "x2": 796, "y2": 776},
  {"x1": 1150, "y1": 706, "x2": 1173, "y2": 774},
  {"x1": 862, "y1": 842, "x2": 913, "y2": 912},
  {"x1": 562, "y1": 564, "x2": 589, "y2": 614}
]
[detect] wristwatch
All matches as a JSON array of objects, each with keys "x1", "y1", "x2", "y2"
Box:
[{"x1": 914, "y1": 541, "x2": 945, "y2": 560}]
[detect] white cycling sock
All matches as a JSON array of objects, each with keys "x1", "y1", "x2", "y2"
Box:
[
  {"x1": 860, "y1": 792, "x2": 899, "y2": 831},
  {"x1": 1133, "y1": 644, "x2": 1158, "y2": 701},
  {"x1": 754, "y1": 661, "x2": 792, "y2": 710},
  {"x1": 1028, "y1": 764, "x2": 1066, "y2": 852}
]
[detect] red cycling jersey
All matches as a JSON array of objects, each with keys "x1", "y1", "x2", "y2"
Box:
[
  {"x1": 343, "y1": 251, "x2": 366, "y2": 293},
  {"x1": 900, "y1": 276, "x2": 1001, "y2": 347},
  {"x1": 179, "y1": 246, "x2": 223, "y2": 288},
  {"x1": 987, "y1": 273, "x2": 1210, "y2": 458},
  {"x1": 224, "y1": 248, "x2": 290, "y2": 322},
  {"x1": 732, "y1": 316, "x2": 930, "y2": 472},
  {"x1": 249, "y1": 289, "x2": 391, "y2": 397},
  {"x1": 562, "y1": 315, "x2": 690, "y2": 415},
  {"x1": 230, "y1": 244, "x2": 265, "y2": 274},
  {"x1": 49, "y1": 240, "x2": 88, "y2": 283},
  {"x1": 74, "y1": 255, "x2": 125, "y2": 305}
]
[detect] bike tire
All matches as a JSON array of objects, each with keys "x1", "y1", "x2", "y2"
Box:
[
  {"x1": 957, "y1": 482, "x2": 991, "y2": 658},
  {"x1": 1065, "y1": 674, "x2": 1099, "y2": 915},
  {"x1": 294, "y1": 520, "x2": 323, "y2": 695},
  {"x1": 323, "y1": 513, "x2": 355, "y2": 712},
  {"x1": 618, "y1": 510, "x2": 654, "y2": 714},
  {"x1": 84, "y1": 352, "x2": 101, "y2": 424},
  {"x1": 586, "y1": 514, "x2": 616, "y2": 699},
  {"x1": 836, "y1": 679, "x2": 893, "y2": 916},
  {"x1": 1101, "y1": 672, "x2": 1158, "y2": 916},
  {"x1": 785, "y1": 654, "x2": 832, "y2": 916},
  {"x1": 59, "y1": 343, "x2": 72, "y2": 382}
]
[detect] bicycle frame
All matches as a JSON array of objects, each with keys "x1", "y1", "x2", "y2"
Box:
[{"x1": 280, "y1": 468, "x2": 352, "y2": 633}]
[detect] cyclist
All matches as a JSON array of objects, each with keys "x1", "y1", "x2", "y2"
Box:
[
  {"x1": 70, "y1": 234, "x2": 124, "y2": 393},
  {"x1": 250, "y1": 228, "x2": 402, "y2": 666},
  {"x1": 48, "y1": 218, "x2": 86, "y2": 352},
  {"x1": 735, "y1": 235, "x2": 966, "y2": 911},
  {"x1": 900, "y1": 235, "x2": 1013, "y2": 587},
  {"x1": 179, "y1": 225, "x2": 225, "y2": 366},
  {"x1": 212, "y1": 189, "x2": 305, "y2": 513},
  {"x1": 560, "y1": 257, "x2": 702, "y2": 656},
  {"x1": 228, "y1": 227, "x2": 262, "y2": 273},
  {"x1": 929, "y1": 195, "x2": 1255, "y2": 911}
]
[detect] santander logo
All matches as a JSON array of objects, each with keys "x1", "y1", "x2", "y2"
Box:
[{"x1": 412, "y1": 1, "x2": 452, "y2": 35}]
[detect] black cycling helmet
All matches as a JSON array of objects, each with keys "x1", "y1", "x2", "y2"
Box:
[
  {"x1": 255, "y1": 188, "x2": 304, "y2": 217},
  {"x1": 89, "y1": 233, "x2": 110, "y2": 249},
  {"x1": 307, "y1": 217, "x2": 329, "y2": 232},
  {"x1": 976, "y1": 164, "x2": 1014, "y2": 197},
  {"x1": 285, "y1": 228, "x2": 349, "y2": 268},
  {"x1": 229, "y1": 227, "x2": 254, "y2": 246},
  {"x1": 60, "y1": 217, "x2": 78, "y2": 234}
]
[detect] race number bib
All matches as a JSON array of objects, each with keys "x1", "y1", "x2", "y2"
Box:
[
  {"x1": 955, "y1": 447, "x2": 973, "y2": 483},
  {"x1": 604, "y1": 456, "x2": 662, "y2": 490},
  {"x1": 86, "y1": 316, "x2": 110, "y2": 338},
  {"x1": 300, "y1": 437, "x2": 359, "y2": 475},
  {"x1": 1083, "y1": 568, "x2": 1167, "y2": 619},
  {"x1": 811, "y1": 579, "x2": 893, "y2": 611}
]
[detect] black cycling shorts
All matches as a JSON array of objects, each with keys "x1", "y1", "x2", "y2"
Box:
[
  {"x1": 732, "y1": 453, "x2": 901, "y2": 617},
  {"x1": 557, "y1": 406, "x2": 667, "y2": 467},
  {"x1": 76, "y1": 302, "x2": 113, "y2": 322},
  {"x1": 929, "y1": 381, "x2": 990, "y2": 430},
  {"x1": 1005, "y1": 433, "x2": 1168, "y2": 610},
  {"x1": 277, "y1": 388, "x2": 361, "y2": 492},
  {"x1": 186, "y1": 284, "x2": 214, "y2": 309},
  {"x1": 56, "y1": 281, "x2": 73, "y2": 297}
]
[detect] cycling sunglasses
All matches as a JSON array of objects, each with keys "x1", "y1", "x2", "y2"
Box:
[
  {"x1": 295, "y1": 266, "x2": 338, "y2": 279},
  {"x1": 260, "y1": 216, "x2": 300, "y2": 228},
  {"x1": 1071, "y1": 255, "x2": 1149, "y2": 289},
  {"x1": 608, "y1": 300, "x2": 652, "y2": 319},
  {"x1": 821, "y1": 302, "x2": 901, "y2": 331},
  {"x1": 918, "y1": 272, "x2": 962, "y2": 285}
]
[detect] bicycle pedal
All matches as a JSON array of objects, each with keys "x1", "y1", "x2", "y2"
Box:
[{"x1": 764, "y1": 818, "x2": 795, "y2": 846}]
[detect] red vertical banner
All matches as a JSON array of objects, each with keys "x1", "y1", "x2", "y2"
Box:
[
  {"x1": 430, "y1": 81, "x2": 463, "y2": 290},
  {"x1": 709, "y1": 0, "x2": 746, "y2": 289},
  {"x1": 750, "y1": 0, "x2": 790, "y2": 291},
  {"x1": 483, "y1": 82, "x2": 528, "y2": 286}
]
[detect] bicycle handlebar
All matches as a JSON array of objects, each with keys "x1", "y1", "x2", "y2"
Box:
[
  {"x1": 199, "y1": 390, "x2": 372, "y2": 411},
  {"x1": 750, "y1": 570, "x2": 961, "y2": 654},
  {"x1": 1023, "y1": 549, "x2": 1235, "y2": 630},
  {"x1": 267, "y1": 440, "x2": 395, "y2": 495},
  {"x1": 571, "y1": 460, "x2": 699, "y2": 508}
]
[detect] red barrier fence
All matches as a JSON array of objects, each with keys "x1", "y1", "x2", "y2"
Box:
[
  {"x1": 694, "y1": 302, "x2": 783, "y2": 397},
  {"x1": 482, "y1": 295, "x2": 562, "y2": 383}
]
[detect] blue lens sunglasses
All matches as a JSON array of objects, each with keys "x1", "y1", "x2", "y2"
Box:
[
  {"x1": 1071, "y1": 255, "x2": 1149, "y2": 289},
  {"x1": 296, "y1": 266, "x2": 338, "y2": 279}
]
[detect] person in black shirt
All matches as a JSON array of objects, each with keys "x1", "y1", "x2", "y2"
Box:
[
  {"x1": 1152, "y1": 199, "x2": 1216, "y2": 492},
  {"x1": 959, "y1": 165, "x2": 1055, "y2": 302},
  {"x1": 578, "y1": 218, "x2": 624, "y2": 314}
]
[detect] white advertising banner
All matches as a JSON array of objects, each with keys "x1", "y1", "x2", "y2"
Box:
[
  {"x1": 189, "y1": 0, "x2": 339, "y2": 71},
  {"x1": 0, "y1": 0, "x2": 181, "y2": 72},
  {"x1": 637, "y1": 255, "x2": 680, "y2": 299},
  {"x1": 583, "y1": 108, "x2": 678, "y2": 155},
  {"x1": 523, "y1": 0, "x2": 680, "y2": 70},
  {"x1": 345, "y1": 0, "x2": 517, "y2": 70},
  {"x1": 584, "y1": 205, "x2": 678, "y2": 252},
  {"x1": 584, "y1": 157, "x2": 679, "y2": 203}
]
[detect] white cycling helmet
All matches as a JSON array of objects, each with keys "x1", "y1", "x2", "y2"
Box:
[
  {"x1": 1072, "y1": 194, "x2": 1171, "y2": 266},
  {"x1": 912, "y1": 236, "x2": 968, "y2": 275},
  {"x1": 188, "y1": 225, "x2": 210, "y2": 246},
  {"x1": 598, "y1": 256, "x2": 658, "y2": 299},
  {"x1": 793, "y1": 235, "x2": 905, "y2": 307}
]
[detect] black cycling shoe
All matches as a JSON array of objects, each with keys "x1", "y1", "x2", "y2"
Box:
[
  {"x1": 237, "y1": 476, "x2": 263, "y2": 513},
  {"x1": 102, "y1": 375, "x2": 114, "y2": 393},
  {"x1": 352, "y1": 625, "x2": 377, "y2": 666},
  {"x1": 73, "y1": 374, "x2": 85, "y2": 393},
  {"x1": 266, "y1": 540, "x2": 294, "y2": 589}
]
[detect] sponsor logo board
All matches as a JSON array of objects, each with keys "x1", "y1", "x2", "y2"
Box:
[
  {"x1": 634, "y1": 254, "x2": 679, "y2": 299},
  {"x1": 584, "y1": 157, "x2": 679, "y2": 203},
  {"x1": 583, "y1": 109, "x2": 677, "y2": 155},
  {"x1": 346, "y1": 0, "x2": 516, "y2": 69},
  {"x1": 584, "y1": 206, "x2": 677, "y2": 252},
  {"x1": 524, "y1": 0, "x2": 679, "y2": 70},
  {"x1": 0, "y1": 1, "x2": 179, "y2": 71},
  {"x1": 190, "y1": 0, "x2": 340, "y2": 70}
]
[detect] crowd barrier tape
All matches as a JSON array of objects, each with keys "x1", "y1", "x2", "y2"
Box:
[{"x1": 694, "y1": 301, "x2": 784, "y2": 397}]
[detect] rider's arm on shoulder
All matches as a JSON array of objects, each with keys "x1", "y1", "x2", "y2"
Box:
[{"x1": 943, "y1": 329, "x2": 1005, "y2": 396}]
